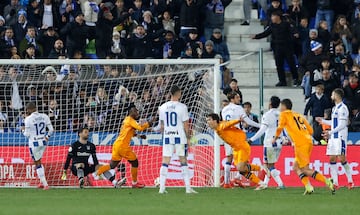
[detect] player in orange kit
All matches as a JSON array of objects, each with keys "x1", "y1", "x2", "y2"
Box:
[
  {"x1": 272, "y1": 99, "x2": 335, "y2": 195},
  {"x1": 207, "y1": 113, "x2": 267, "y2": 190},
  {"x1": 97, "y1": 104, "x2": 155, "y2": 188}
]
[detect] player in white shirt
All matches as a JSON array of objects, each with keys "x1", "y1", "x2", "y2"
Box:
[
  {"x1": 21, "y1": 102, "x2": 54, "y2": 190},
  {"x1": 221, "y1": 91, "x2": 260, "y2": 188},
  {"x1": 316, "y1": 88, "x2": 354, "y2": 189},
  {"x1": 158, "y1": 86, "x2": 197, "y2": 194},
  {"x1": 248, "y1": 96, "x2": 284, "y2": 189}
]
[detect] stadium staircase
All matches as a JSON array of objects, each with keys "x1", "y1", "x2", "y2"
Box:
[{"x1": 224, "y1": 0, "x2": 305, "y2": 114}]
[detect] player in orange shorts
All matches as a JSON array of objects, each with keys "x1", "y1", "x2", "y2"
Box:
[
  {"x1": 272, "y1": 99, "x2": 335, "y2": 195},
  {"x1": 97, "y1": 104, "x2": 155, "y2": 188},
  {"x1": 206, "y1": 113, "x2": 267, "y2": 190}
]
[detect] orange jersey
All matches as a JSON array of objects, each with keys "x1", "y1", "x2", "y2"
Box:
[
  {"x1": 113, "y1": 116, "x2": 149, "y2": 148},
  {"x1": 275, "y1": 110, "x2": 313, "y2": 145},
  {"x1": 215, "y1": 119, "x2": 248, "y2": 151}
]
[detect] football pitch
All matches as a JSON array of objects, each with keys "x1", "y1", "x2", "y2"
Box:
[{"x1": 0, "y1": 187, "x2": 359, "y2": 215}]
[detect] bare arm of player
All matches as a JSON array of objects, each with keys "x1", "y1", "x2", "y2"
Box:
[{"x1": 184, "y1": 120, "x2": 191, "y2": 144}]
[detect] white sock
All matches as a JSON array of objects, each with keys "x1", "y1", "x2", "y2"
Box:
[
  {"x1": 263, "y1": 175, "x2": 270, "y2": 186},
  {"x1": 342, "y1": 162, "x2": 353, "y2": 183},
  {"x1": 181, "y1": 164, "x2": 191, "y2": 190},
  {"x1": 330, "y1": 162, "x2": 338, "y2": 186},
  {"x1": 234, "y1": 172, "x2": 241, "y2": 180},
  {"x1": 271, "y1": 169, "x2": 284, "y2": 187},
  {"x1": 159, "y1": 164, "x2": 168, "y2": 192},
  {"x1": 36, "y1": 165, "x2": 48, "y2": 187},
  {"x1": 224, "y1": 162, "x2": 231, "y2": 184}
]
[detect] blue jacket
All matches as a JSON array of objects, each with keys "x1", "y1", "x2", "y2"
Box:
[{"x1": 210, "y1": 35, "x2": 230, "y2": 62}]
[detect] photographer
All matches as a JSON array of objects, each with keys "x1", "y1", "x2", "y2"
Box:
[{"x1": 331, "y1": 44, "x2": 353, "y2": 84}]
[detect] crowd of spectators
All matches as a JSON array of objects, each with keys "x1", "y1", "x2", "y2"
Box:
[{"x1": 0, "y1": 0, "x2": 231, "y2": 61}]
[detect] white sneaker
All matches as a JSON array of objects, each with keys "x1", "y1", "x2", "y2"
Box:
[
  {"x1": 254, "y1": 182, "x2": 267, "y2": 191},
  {"x1": 186, "y1": 188, "x2": 198, "y2": 194},
  {"x1": 159, "y1": 189, "x2": 168, "y2": 194},
  {"x1": 115, "y1": 177, "x2": 127, "y2": 188}
]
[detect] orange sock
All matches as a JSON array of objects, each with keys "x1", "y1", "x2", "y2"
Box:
[
  {"x1": 247, "y1": 164, "x2": 260, "y2": 171},
  {"x1": 131, "y1": 167, "x2": 138, "y2": 183},
  {"x1": 97, "y1": 165, "x2": 111, "y2": 176},
  {"x1": 312, "y1": 171, "x2": 326, "y2": 183},
  {"x1": 299, "y1": 173, "x2": 310, "y2": 186}
]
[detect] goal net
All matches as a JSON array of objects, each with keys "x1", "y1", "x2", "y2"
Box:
[{"x1": 0, "y1": 59, "x2": 221, "y2": 188}]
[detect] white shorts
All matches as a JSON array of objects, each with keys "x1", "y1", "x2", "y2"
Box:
[
  {"x1": 29, "y1": 145, "x2": 46, "y2": 161},
  {"x1": 326, "y1": 138, "x2": 346, "y2": 156},
  {"x1": 263, "y1": 146, "x2": 282, "y2": 164},
  {"x1": 162, "y1": 144, "x2": 188, "y2": 157},
  {"x1": 224, "y1": 142, "x2": 233, "y2": 156}
]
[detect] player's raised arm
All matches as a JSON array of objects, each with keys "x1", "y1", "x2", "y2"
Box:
[{"x1": 127, "y1": 103, "x2": 151, "y2": 131}]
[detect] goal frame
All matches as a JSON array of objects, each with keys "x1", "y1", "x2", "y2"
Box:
[{"x1": 0, "y1": 59, "x2": 221, "y2": 187}]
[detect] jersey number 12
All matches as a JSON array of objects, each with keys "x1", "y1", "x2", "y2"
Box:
[
  {"x1": 165, "y1": 112, "x2": 177, "y2": 127},
  {"x1": 35, "y1": 122, "x2": 46, "y2": 135}
]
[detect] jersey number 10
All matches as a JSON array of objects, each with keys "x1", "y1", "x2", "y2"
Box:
[{"x1": 165, "y1": 112, "x2": 178, "y2": 127}]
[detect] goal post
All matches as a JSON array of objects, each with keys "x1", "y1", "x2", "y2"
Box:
[{"x1": 0, "y1": 59, "x2": 221, "y2": 188}]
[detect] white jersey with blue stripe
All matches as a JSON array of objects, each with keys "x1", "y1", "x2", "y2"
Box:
[
  {"x1": 23, "y1": 112, "x2": 54, "y2": 148},
  {"x1": 331, "y1": 102, "x2": 349, "y2": 140},
  {"x1": 262, "y1": 108, "x2": 281, "y2": 147},
  {"x1": 221, "y1": 103, "x2": 246, "y2": 128},
  {"x1": 159, "y1": 101, "x2": 189, "y2": 145}
]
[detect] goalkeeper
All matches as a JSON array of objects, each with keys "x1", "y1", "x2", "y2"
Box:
[{"x1": 61, "y1": 127, "x2": 126, "y2": 188}]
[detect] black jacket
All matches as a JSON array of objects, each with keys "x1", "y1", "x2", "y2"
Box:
[
  {"x1": 304, "y1": 93, "x2": 332, "y2": 117},
  {"x1": 60, "y1": 20, "x2": 88, "y2": 50},
  {"x1": 299, "y1": 52, "x2": 328, "y2": 85}
]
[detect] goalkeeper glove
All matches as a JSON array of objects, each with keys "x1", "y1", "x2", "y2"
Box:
[
  {"x1": 61, "y1": 170, "x2": 67, "y2": 180},
  {"x1": 247, "y1": 139, "x2": 253, "y2": 145}
]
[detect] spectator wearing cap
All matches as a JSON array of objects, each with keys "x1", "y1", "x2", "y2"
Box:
[
  {"x1": 0, "y1": 28, "x2": 16, "y2": 59},
  {"x1": 19, "y1": 26, "x2": 43, "y2": 58},
  {"x1": 110, "y1": 31, "x2": 127, "y2": 59},
  {"x1": 60, "y1": 11, "x2": 89, "y2": 58},
  {"x1": 185, "y1": 29, "x2": 203, "y2": 58},
  {"x1": 48, "y1": 39, "x2": 66, "y2": 58},
  {"x1": 201, "y1": 40, "x2": 217, "y2": 59},
  {"x1": 181, "y1": 45, "x2": 194, "y2": 58},
  {"x1": 299, "y1": 40, "x2": 328, "y2": 88},
  {"x1": 96, "y1": 4, "x2": 130, "y2": 59},
  {"x1": 203, "y1": 0, "x2": 232, "y2": 40},
  {"x1": 38, "y1": 26, "x2": 60, "y2": 58},
  {"x1": 253, "y1": 10, "x2": 299, "y2": 87},
  {"x1": 11, "y1": 9, "x2": 31, "y2": 45},
  {"x1": 210, "y1": 28, "x2": 229, "y2": 62},
  {"x1": 4, "y1": 0, "x2": 25, "y2": 26},
  {"x1": 142, "y1": 10, "x2": 161, "y2": 34},
  {"x1": 39, "y1": 0, "x2": 61, "y2": 29},
  {"x1": 314, "y1": 0, "x2": 334, "y2": 32},
  {"x1": 27, "y1": 0, "x2": 41, "y2": 28},
  {"x1": 162, "y1": 30, "x2": 185, "y2": 59},
  {"x1": 178, "y1": 0, "x2": 202, "y2": 40},
  {"x1": 343, "y1": 73, "x2": 360, "y2": 109}
]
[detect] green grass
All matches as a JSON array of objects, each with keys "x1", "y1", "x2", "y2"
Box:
[{"x1": 0, "y1": 187, "x2": 359, "y2": 215}]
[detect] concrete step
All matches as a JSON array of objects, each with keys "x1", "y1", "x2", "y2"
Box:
[
  {"x1": 225, "y1": 6, "x2": 258, "y2": 21},
  {"x1": 226, "y1": 34, "x2": 267, "y2": 43},
  {"x1": 226, "y1": 24, "x2": 265, "y2": 35},
  {"x1": 229, "y1": 87, "x2": 306, "y2": 115},
  {"x1": 228, "y1": 51, "x2": 276, "y2": 69},
  {"x1": 228, "y1": 41, "x2": 271, "y2": 52}
]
